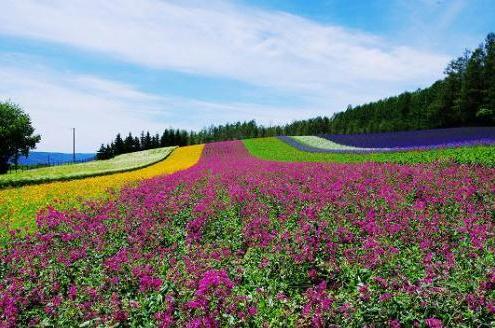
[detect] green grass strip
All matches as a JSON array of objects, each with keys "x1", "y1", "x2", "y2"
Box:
[{"x1": 243, "y1": 137, "x2": 495, "y2": 166}]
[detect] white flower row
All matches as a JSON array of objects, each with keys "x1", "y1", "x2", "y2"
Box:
[{"x1": 291, "y1": 136, "x2": 376, "y2": 151}]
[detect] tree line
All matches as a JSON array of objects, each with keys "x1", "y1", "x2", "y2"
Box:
[
  {"x1": 328, "y1": 33, "x2": 495, "y2": 134},
  {"x1": 96, "y1": 129, "x2": 189, "y2": 160},
  {"x1": 98, "y1": 33, "x2": 495, "y2": 158}
]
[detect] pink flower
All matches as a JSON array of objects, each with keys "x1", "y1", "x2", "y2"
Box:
[
  {"x1": 67, "y1": 284, "x2": 77, "y2": 301},
  {"x1": 389, "y1": 319, "x2": 401, "y2": 328},
  {"x1": 139, "y1": 275, "x2": 162, "y2": 292},
  {"x1": 425, "y1": 318, "x2": 443, "y2": 328},
  {"x1": 379, "y1": 293, "x2": 392, "y2": 302},
  {"x1": 247, "y1": 306, "x2": 257, "y2": 316}
]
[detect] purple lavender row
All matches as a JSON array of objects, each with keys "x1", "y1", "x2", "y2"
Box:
[
  {"x1": 278, "y1": 136, "x2": 495, "y2": 154},
  {"x1": 320, "y1": 127, "x2": 495, "y2": 148}
]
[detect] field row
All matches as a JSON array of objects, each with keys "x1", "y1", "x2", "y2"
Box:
[
  {"x1": 246, "y1": 137, "x2": 495, "y2": 166},
  {"x1": 1, "y1": 140, "x2": 494, "y2": 326},
  {"x1": 288, "y1": 135, "x2": 495, "y2": 153},
  {"x1": 0, "y1": 147, "x2": 176, "y2": 188},
  {"x1": 320, "y1": 126, "x2": 495, "y2": 148},
  {"x1": 0, "y1": 145, "x2": 204, "y2": 236},
  {"x1": 2, "y1": 138, "x2": 495, "y2": 237}
]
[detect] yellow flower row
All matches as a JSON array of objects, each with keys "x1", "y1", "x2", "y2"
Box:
[{"x1": 0, "y1": 145, "x2": 204, "y2": 235}]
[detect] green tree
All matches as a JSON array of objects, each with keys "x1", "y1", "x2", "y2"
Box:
[
  {"x1": 483, "y1": 33, "x2": 495, "y2": 122},
  {"x1": 134, "y1": 136, "x2": 141, "y2": 151},
  {"x1": 96, "y1": 144, "x2": 111, "y2": 160},
  {"x1": 0, "y1": 101, "x2": 41, "y2": 174},
  {"x1": 144, "y1": 132, "x2": 152, "y2": 149},
  {"x1": 114, "y1": 133, "x2": 125, "y2": 155},
  {"x1": 124, "y1": 133, "x2": 135, "y2": 153},
  {"x1": 460, "y1": 47, "x2": 485, "y2": 124}
]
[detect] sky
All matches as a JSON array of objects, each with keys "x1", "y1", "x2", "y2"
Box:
[{"x1": 0, "y1": 0, "x2": 494, "y2": 152}]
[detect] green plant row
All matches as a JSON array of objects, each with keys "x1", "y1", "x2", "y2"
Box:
[
  {"x1": 243, "y1": 137, "x2": 495, "y2": 166},
  {"x1": 0, "y1": 147, "x2": 176, "y2": 188}
]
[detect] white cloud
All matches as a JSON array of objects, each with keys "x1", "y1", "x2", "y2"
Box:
[
  {"x1": 0, "y1": 0, "x2": 450, "y2": 95},
  {"x1": 0, "y1": 67, "x2": 162, "y2": 152},
  {"x1": 0, "y1": 64, "x2": 332, "y2": 152},
  {"x1": 0, "y1": 0, "x2": 457, "y2": 152}
]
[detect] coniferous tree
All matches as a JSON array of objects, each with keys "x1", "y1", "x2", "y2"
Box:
[
  {"x1": 143, "y1": 132, "x2": 152, "y2": 150},
  {"x1": 114, "y1": 133, "x2": 125, "y2": 156},
  {"x1": 140, "y1": 131, "x2": 146, "y2": 149},
  {"x1": 153, "y1": 133, "x2": 160, "y2": 148},
  {"x1": 160, "y1": 130, "x2": 167, "y2": 147},
  {"x1": 96, "y1": 144, "x2": 107, "y2": 160},
  {"x1": 134, "y1": 136, "x2": 141, "y2": 151},
  {"x1": 124, "y1": 133, "x2": 135, "y2": 153}
]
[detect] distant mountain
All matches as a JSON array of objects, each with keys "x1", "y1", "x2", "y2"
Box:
[{"x1": 14, "y1": 152, "x2": 96, "y2": 166}]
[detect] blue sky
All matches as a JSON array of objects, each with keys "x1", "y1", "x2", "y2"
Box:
[{"x1": 0, "y1": 0, "x2": 493, "y2": 152}]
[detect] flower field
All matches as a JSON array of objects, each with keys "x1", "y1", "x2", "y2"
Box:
[
  {"x1": 0, "y1": 147, "x2": 176, "y2": 188},
  {"x1": 1, "y1": 140, "x2": 494, "y2": 326},
  {"x1": 286, "y1": 127, "x2": 495, "y2": 154},
  {"x1": 286, "y1": 135, "x2": 494, "y2": 154},
  {"x1": 320, "y1": 127, "x2": 495, "y2": 149},
  {"x1": 288, "y1": 136, "x2": 375, "y2": 153},
  {"x1": 249, "y1": 137, "x2": 495, "y2": 166},
  {"x1": 0, "y1": 145, "x2": 204, "y2": 236}
]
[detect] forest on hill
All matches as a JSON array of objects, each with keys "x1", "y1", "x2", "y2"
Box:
[{"x1": 99, "y1": 33, "x2": 495, "y2": 158}]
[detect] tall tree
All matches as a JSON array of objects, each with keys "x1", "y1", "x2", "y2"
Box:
[
  {"x1": 481, "y1": 33, "x2": 495, "y2": 123},
  {"x1": 114, "y1": 133, "x2": 125, "y2": 156},
  {"x1": 143, "y1": 132, "x2": 152, "y2": 150},
  {"x1": 134, "y1": 136, "x2": 141, "y2": 151},
  {"x1": 124, "y1": 133, "x2": 135, "y2": 153},
  {"x1": 140, "y1": 131, "x2": 146, "y2": 149},
  {"x1": 160, "y1": 130, "x2": 168, "y2": 147},
  {"x1": 460, "y1": 47, "x2": 485, "y2": 124},
  {"x1": 0, "y1": 101, "x2": 41, "y2": 173}
]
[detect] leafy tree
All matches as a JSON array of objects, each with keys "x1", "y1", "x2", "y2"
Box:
[
  {"x1": 460, "y1": 48, "x2": 485, "y2": 124},
  {"x1": 484, "y1": 33, "x2": 495, "y2": 121},
  {"x1": 0, "y1": 101, "x2": 41, "y2": 174}
]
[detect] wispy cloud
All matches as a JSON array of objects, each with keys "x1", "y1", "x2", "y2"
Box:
[
  {"x1": 0, "y1": 0, "x2": 456, "y2": 151},
  {"x1": 0, "y1": 63, "x2": 328, "y2": 152},
  {"x1": 437, "y1": 0, "x2": 467, "y2": 30},
  {"x1": 0, "y1": 0, "x2": 449, "y2": 94}
]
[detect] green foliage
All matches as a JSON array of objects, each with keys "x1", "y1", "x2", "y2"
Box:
[
  {"x1": 476, "y1": 108, "x2": 494, "y2": 123},
  {"x1": 243, "y1": 137, "x2": 495, "y2": 166},
  {"x1": 0, "y1": 101, "x2": 41, "y2": 174}
]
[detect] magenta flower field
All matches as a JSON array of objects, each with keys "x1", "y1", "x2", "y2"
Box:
[{"x1": 2, "y1": 141, "x2": 495, "y2": 327}]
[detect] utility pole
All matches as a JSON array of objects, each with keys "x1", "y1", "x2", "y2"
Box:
[{"x1": 72, "y1": 128, "x2": 76, "y2": 163}]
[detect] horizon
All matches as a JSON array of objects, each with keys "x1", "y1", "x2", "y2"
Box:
[{"x1": 1, "y1": 0, "x2": 494, "y2": 152}]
